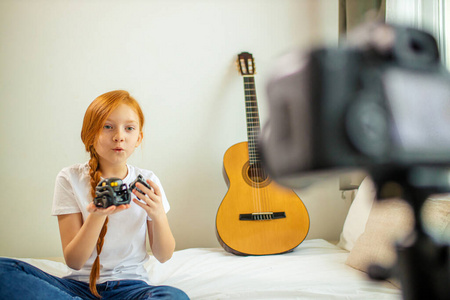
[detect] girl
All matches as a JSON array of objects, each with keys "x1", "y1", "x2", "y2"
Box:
[{"x1": 0, "y1": 90, "x2": 189, "y2": 299}]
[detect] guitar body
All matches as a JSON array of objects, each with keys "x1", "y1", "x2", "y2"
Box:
[{"x1": 216, "y1": 142, "x2": 310, "y2": 255}]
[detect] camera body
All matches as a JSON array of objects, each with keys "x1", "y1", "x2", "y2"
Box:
[
  {"x1": 94, "y1": 178, "x2": 131, "y2": 208},
  {"x1": 261, "y1": 23, "x2": 450, "y2": 191}
]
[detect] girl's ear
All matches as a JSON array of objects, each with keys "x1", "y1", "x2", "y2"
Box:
[{"x1": 136, "y1": 131, "x2": 143, "y2": 147}]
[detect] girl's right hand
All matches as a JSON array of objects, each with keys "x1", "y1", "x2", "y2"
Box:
[{"x1": 86, "y1": 202, "x2": 130, "y2": 216}]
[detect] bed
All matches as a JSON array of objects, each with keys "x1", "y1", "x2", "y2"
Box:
[
  {"x1": 18, "y1": 239, "x2": 400, "y2": 300},
  {"x1": 7, "y1": 177, "x2": 449, "y2": 299}
]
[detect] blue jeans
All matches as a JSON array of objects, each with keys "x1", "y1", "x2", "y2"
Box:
[{"x1": 0, "y1": 258, "x2": 189, "y2": 299}]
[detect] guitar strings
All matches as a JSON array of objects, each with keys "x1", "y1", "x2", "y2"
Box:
[
  {"x1": 253, "y1": 76, "x2": 270, "y2": 216},
  {"x1": 245, "y1": 76, "x2": 270, "y2": 217},
  {"x1": 245, "y1": 77, "x2": 258, "y2": 215}
]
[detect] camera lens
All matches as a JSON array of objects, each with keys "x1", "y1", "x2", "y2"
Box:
[{"x1": 346, "y1": 94, "x2": 389, "y2": 158}]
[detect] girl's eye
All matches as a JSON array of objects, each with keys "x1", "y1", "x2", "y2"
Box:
[
  {"x1": 104, "y1": 125, "x2": 113, "y2": 130},
  {"x1": 126, "y1": 126, "x2": 135, "y2": 131}
]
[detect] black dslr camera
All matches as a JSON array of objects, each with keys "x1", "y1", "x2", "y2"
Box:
[
  {"x1": 94, "y1": 178, "x2": 131, "y2": 208},
  {"x1": 260, "y1": 22, "x2": 449, "y2": 300},
  {"x1": 261, "y1": 22, "x2": 450, "y2": 191}
]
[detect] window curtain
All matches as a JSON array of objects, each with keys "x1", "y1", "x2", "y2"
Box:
[
  {"x1": 339, "y1": 0, "x2": 386, "y2": 42},
  {"x1": 386, "y1": 0, "x2": 447, "y2": 66}
]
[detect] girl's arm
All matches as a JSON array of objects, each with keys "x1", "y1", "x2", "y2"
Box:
[
  {"x1": 133, "y1": 180, "x2": 176, "y2": 263},
  {"x1": 147, "y1": 216, "x2": 176, "y2": 263},
  {"x1": 57, "y1": 204, "x2": 129, "y2": 270}
]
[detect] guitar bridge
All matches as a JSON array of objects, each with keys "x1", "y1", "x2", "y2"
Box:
[{"x1": 239, "y1": 212, "x2": 286, "y2": 221}]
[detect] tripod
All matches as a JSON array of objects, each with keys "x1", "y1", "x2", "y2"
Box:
[{"x1": 368, "y1": 167, "x2": 449, "y2": 300}]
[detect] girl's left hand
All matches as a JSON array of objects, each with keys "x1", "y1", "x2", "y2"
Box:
[{"x1": 132, "y1": 179, "x2": 165, "y2": 221}]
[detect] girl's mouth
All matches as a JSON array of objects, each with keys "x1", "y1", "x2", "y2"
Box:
[{"x1": 113, "y1": 148, "x2": 124, "y2": 152}]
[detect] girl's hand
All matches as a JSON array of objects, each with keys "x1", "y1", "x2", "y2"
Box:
[
  {"x1": 86, "y1": 202, "x2": 130, "y2": 216},
  {"x1": 132, "y1": 179, "x2": 165, "y2": 220}
]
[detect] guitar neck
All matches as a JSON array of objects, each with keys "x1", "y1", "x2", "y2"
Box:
[{"x1": 243, "y1": 75, "x2": 261, "y2": 165}]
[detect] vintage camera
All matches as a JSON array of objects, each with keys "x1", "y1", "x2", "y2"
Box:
[
  {"x1": 129, "y1": 174, "x2": 152, "y2": 197},
  {"x1": 94, "y1": 178, "x2": 131, "y2": 208},
  {"x1": 260, "y1": 22, "x2": 450, "y2": 192}
]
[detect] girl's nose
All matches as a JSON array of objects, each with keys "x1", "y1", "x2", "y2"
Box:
[{"x1": 113, "y1": 130, "x2": 124, "y2": 142}]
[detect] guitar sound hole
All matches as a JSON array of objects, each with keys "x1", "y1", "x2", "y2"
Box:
[
  {"x1": 247, "y1": 164, "x2": 268, "y2": 183},
  {"x1": 242, "y1": 162, "x2": 271, "y2": 188}
]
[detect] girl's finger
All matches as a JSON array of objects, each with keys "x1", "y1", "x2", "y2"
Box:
[
  {"x1": 107, "y1": 205, "x2": 117, "y2": 210},
  {"x1": 132, "y1": 189, "x2": 150, "y2": 204},
  {"x1": 133, "y1": 198, "x2": 151, "y2": 211},
  {"x1": 146, "y1": 179, "x2": 160, "y2": 195},
  {"x1": 136, "y1": 182, "x2": 154, "y2": 197},
  {"x1": 115, "y1": 204, "x2": 130, "y2": 211}
]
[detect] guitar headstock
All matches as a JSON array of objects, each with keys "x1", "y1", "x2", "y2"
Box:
[{"x1": 237, "y1": 52, "x2": 255, "y2": 76}]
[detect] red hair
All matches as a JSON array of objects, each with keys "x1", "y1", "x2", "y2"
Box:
[{"x1": 80, "y1": 90, "x2": 144, "y2": 297}]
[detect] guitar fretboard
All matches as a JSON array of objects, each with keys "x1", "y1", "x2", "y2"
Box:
[{"x1": 243, "y1": 76, "x2": 261, "y2": 165}]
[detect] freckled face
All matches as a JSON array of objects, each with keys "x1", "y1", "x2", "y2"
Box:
[{"x1": 94, "y1": 103, "x2": 143, "y2": 170}]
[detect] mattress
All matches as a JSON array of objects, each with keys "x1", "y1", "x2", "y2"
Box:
[{"x1": 18, "y1": 239, "x2": 401, "y2": 299}]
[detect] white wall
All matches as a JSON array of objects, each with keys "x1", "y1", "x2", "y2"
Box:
[{"x1": 0, "y1": 0, "x2": 343, "y2": 258}]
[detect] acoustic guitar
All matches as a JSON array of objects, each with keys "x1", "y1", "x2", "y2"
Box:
[{"x1": 215, "y1": 52, "x2": 310, "y2": 255}]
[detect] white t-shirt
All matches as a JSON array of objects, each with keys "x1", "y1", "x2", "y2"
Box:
[{"x1": 52, "y1": 162, "x2": 170, "y2": 284}]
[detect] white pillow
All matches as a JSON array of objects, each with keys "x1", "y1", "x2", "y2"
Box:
[
  {"x1": 345, "y1": 198, "x2": 449, "y2": 288},
  {"x1": 337, "y1": 176, "x2": 376, "y2": 251},
  {"x1": 345, "y1": 198, "x2": 413, "y2": 288}
]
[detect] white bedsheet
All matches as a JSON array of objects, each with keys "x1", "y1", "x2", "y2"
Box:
[{"x1": 19, "y1": 239, "x2": 402, "y2": 299}]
